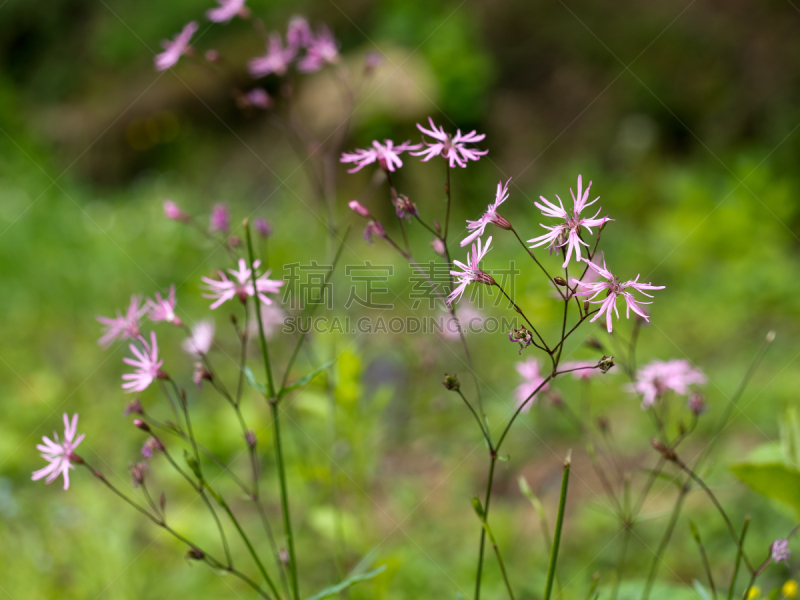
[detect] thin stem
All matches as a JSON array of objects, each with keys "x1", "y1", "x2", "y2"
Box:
[
  {"x1": 474, "y1": 456, "x2": 497, "y2": 600},
  {"x1": 475, "y1": 509, "x2": 515, "y2": 600},
  {"x1": 727, "y1": 516, "x2": 750, "y2": 600},
  {"x1": 456, "y1": 389, "x2": 493, "y2": 450},
  {"x1": 689, "y1": 521, "x2": 717, "y2": 599},
  {"x1": 509, "y1": 226, "x2": 565, "y2": 300},
  {"x1": 544, "y1": 455, "x2": 571, "y2": 600},
  {"x1": 640, "y1": 485, "x2": 687, "y2": 600},
  {"x1": 494, "y1": 283, "x2": 549, "y2": 353}
]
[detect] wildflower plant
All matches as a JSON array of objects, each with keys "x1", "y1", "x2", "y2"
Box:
[{"x1": 31, "y1": 5, "x2": 800, "y2": 600}]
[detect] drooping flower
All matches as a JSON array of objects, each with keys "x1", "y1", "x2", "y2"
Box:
[
  {"x1": 248, "y1": 33, "x2": 296, "y2": 78},
  {"x1": 461, "y1": 178, "x2": 512, "y2": 247},
  {"x1": 123, "y1": 398, "x2": 143, "y2": 417},
  {"x1": 146, "y1": 285, "x2": 181, "y2": 326},
  {"x1": 411, "y1": 117, "x2": 488, "y2": 168},
  {"x1": 155, "y1": 22, "x2": 199, "y2": 71},
  {"x1": 528, "y1": 176, "x2": 611, "y2": 268},
  {"x1": 97, "y1": 296, "x2": 149, "y2": 348},
  {"x1": 122, "y1": 332, "x2": 164, "y2": 393},
  {"x1": 772, "y1": 539, "x2": 791, "y2": 563},
  {"x1": 572, "y1": 257, "x2": 664, "y2": 333},
  {"x1": 560, "y1": 360, "x2": 605, "y2": 379},
  {"x1": 206, "y1": 0, "x2": 249, "y2": 23},
  {"x1": 393, "y1": 194, "x2": 418, "y2": 219},
  {"x1": 202, "y1": 258, "x2": 284, "y2": 309},
  {"x1": 363, "y1": 221, "x2": 386, "y2": 244},
  {"x1": 340, "y1": 140, "x2": 421, "y2": 173},
  {"x1": 286, "y1": 16, "x2": 312, "y2": 50},
  {"x1": 508, "y1": 328, "x2": 533, "y2": 354},
  {"x1": 447, "y1": 236, "x2": 495, "y2": 307},
  {"x1": 514, "y1": 358, "x2": 550, "y2": 413},
  {"x1": 631, "y1": 359, "x2": 706, "y2": 409},
  {"x1": 182, "y1": 320, "x2": 215, "y2": 356},
  {"x1": 349, "y1": 200, "x2": 370, "y2": 217},
  {"x1": 32, "y1": 413, "x2": 85, "y2": 490},
  {"x1": 209, "y1": 204, "x2": 230, "y2": 235},
  {"x1": 297, "y1": 25, "x2": 339, "y2": 72},
  {"x1": 164, "y1": 200, "x2": 191, "y2": 222}
]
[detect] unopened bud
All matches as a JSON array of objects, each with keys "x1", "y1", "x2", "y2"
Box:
[
  {"x1": 124, "y1": 398, "x2": 143, "y2": 417},
  {"x1": 431, "y1": 238, "x2": 446, "y2": 257},
  {"x1": 553, "y1": 276, "x2": 567, "y2": 287},
  {"x1": 443, "y1": 373, "x2": 460, "y2": 391},
  {"x1": 434, "y1": 220, "x2": 442, "y2": 235},
  {"x1": 651, "y1": 438, "x2": 677, "y2": 461},
  {"x1": 131, "y1": 462, "x2": 148, "y2": 487},
  {"x1": 133, "y1": 419, "x2": 151, "y2": 432},
  {"x1": 584, "y1": 300, "x2": 590, "y2": 313},
  {"x1": 193, "y1": 362, "x2": 212, "y2": 389},
  {"x1": 187, "y1": 547, "x2": 204, "y2": 560},
  {"x1": 228, "y1": 235, "x2": 241, "y2": 247},
  {"x1": 141, "y1": 437, "x2": 165, "y2": 458},
  {"x1": 348, "y1": 200, "x2": 370, "y2": 218},
  {"x1": 160, "y1": 491, "x2": 167, "y2": 512},
  {"x1": 246, "y1": 430, "x2": 257, "y2": 448},
  {"x1": 688, "y1": 393, "x2": 707, "y2": 416}
]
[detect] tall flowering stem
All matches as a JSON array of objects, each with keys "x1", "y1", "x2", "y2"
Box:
[
  {"x1": 543, "y1": 454, "x2": 571, "y2": 600},
  {"x1": 245, "y1": 220, "x2": 299, "y2": 600}
]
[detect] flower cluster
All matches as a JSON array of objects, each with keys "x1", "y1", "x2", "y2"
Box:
[
  {"x1": 631, "y1": 359, "x2": 707, "y2": 409},
  {"x1": 248, "y1": 17, "x2": 338, "y2": 78}
]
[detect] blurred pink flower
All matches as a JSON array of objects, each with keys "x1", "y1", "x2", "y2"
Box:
[
  {"x1": 363, "y1": 220, "x2": 386, "y2": 244},
  {"x1": 348, "y1": 200, "x2": 371, "y2": 217},
  {"x1": 206, "y1": 0, "x2": 249, "y2": 23},
  {"x1": 632, "y1": 359, "x2": 706, "y2": 409},
  {"x1": 572, "y1": 257, "x2": 664, "y2": 333},
  {"x1": 155, "y1": 22, "x2": 198, "y2": 71},
  {"x1": 297, "y1": 25, "x2": 339, "y2": 72},
  {"x1": 286, "y1": 16, "x2": 312, "y2": 50},
  {"x1": 461, "y1": 178, "x2": 512, "y2": 247},
  {"x1": 202, "y1": 258, "x2": 284, "y2": 309},
  {"x1": 122, "y1": 332, "x2": 164, "y2": 393},
  {"x1": 340, "y1": 140, "x2": 421, "y2": 173},
  {"x1": 255, "y1": 217, "x2": 272, "y2": 237},
  {"x1": 249, "y1": 305, "x2": 287, "y2": 340},
  {"x1": 147, "y1": 286, "x2": 181, "y2": 326},
  {"x1": 431, "y1": 238, "x2": 446, "y2": 256},
  {"x1": 32, "y1": 413, "x2": 85, "y2": 490},
  {"x1": 141, "y1": 437, "x2": 165, "y2": 458},
  {"x1": 447, "y1": 236, "x2": 494, "y2": 306},
  {"x1": 97, "y1": 295, "x2": 148, "y2": 348},
  {"x1": 164, "y1": 200, "x2": 190, "y2": 222},
  {"x1": 515, "y1": 358, "x2": 549, "y2": 413},
  {"x1": 182, "y1": 320, "x2": 215, "y2": 356},
  {"x1": 241, "y1": 88, "x2": 272, "y2": 110},
  {"x1": 412, "y1": 117, "x2": 488, "y2": 168},
  {"x1": 771, "y1": 539, "x2": 790, "y2": 563},
  {"x1": 560, "y1": 360, "x2": 604, "y2": 379},
  {"x1": 528, "y1": 175, "x2": 611, "y2": 268},
  {"x1": 209, "y1": 204, "x2": 230, "y2": 235},
  {"x1": 249, "y1": 33, "x2": 296, "y2": 78}
]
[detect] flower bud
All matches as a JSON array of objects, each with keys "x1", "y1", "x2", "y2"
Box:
[
  {"x1": 124, "y1": 398, "x2": 143, "y2": 417},
  {"x1": 688, "y1": 393, "x2": 707, "y2": 416},
  {"x1": 228, "y1": 235, "x2": 241, "y2": 247},
  {"x1": 490, "y1": 213, "x2": 512, "y2": 230},
  {"x1": 393, "y1": 194, "x2": 418, "y2": 219},
  {"x1": 246, "y1": 430, "x2": 257, "y2": 449},
  {"x1": 553, "y1": 276, "x2": 567, "y2": 287},
  {"x1": 187, "y1": 547, "x2": 205, "y2": 560},
  {"x1": 160, "y1": 491, "x2": 167, "y2": 512},
  {"x1": 584, "y1": 300, "x2": 590, "y2": 313},
  {"x1": 442, "y1": 373, "x2": 460, "y2": 391},
  {"x1": 163, "y1": 200, "x2": 191, "y2": 223},
  {"x1": 363, "y1": 221, "x2": 386, "y2": 244},
  {"x1": 131, "y1": 462, "x2": 148, "y2": 487},
  {"x1": 133, "y1": 419, "x2": 151, "y2": 432},
  {"x1": 430, "y1": 238, "x2": 446, "y2": 257},
  {"x1": 141, "y1": 437, "x2": 165, "y2": 459},
  {"x1": 255, "y1": 217, "x2": 272, "y2": 238},
  {"x1": 348, "y1": 200, "x2": 370, "y2": 218},
  {"x1": 193, "y1": 362, "x2": 212, "y2": 389},
  {"x1": 205, "y1": 49, "x2": 220, "y2": 62}
]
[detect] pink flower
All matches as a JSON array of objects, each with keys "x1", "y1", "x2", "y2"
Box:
[
  {"x1": 209, "y1": 204, "x2": 230, "y2": 235},
  {"x1": 297, "y1": 25, "x2": 339, "y2": 72},
  {"x1": 206, "y1": 0, "x2": 249, "y2": 23},
  {"x1": 286, "y1": 16, "x2": 312, "y2": 50},
  {"x1": 241, "y1": 88, "x2": 272, "y2": 110},
  {"x1": 461, "y1": 178, "x2": 512, "y2": 247},
  {"x1": 155, "y1": 22, "x2": 199, "y2": 71},
  {"x1": 411, "y1": 117, "x2": 488, "y2": 168},
  {"x1": 349, "y1": 200, "x2": 371, "y2": 217},
  {"x1": 771, "y1": 539, "x2": 791, "y2": 563},
  {"x1": 363, "y1": 221, "x2": 386, "y2": 244},
  {"x1": 122, "y1": 332, "x2": 164, "y2": 393},
  {"x1": 97, "y1": 295, "x2": 149, "y2": 348},
  {"x1": 146, "y1": 285, "x2": 181, "y2": 326},
  {"x1": 340, "y1": 140, "x2": 421, "y2": 174},
  {"x1": 631, "y1": 359, "x2": 706, "y2": 409},
  {"x1": 255, "y1": 217, "x2": 272, "y2": 237},
  {"x1": 572, "y1": 257, "x2": 664, "y2": 333},
  {"x1": 248, "y1": 33, "x2": 296, "y2": 78},
  {"x1": 431, "y1": 238, "x2": 446, "y2": 256},
  {"x1": 164, "y1": 200, "x2": 190, "y2": 222},
  {"x1": 528, "y1": 176, "x2": 611, "y2": 268},
  {"x1": 182, "y1": 320, "x2": 215, "y2": 356},
  {"x1": 32, "y1": 413, "x2": 85, "y2": 490},
  {"x1": 202, "y1": 258, "x2": 284, "y2": 309},
  {"x1": 514, "y1": 358, "x2": 549, "y2": 413},
  {"x1": 447, "y1": 236, "x2": 494, "y2": 306},
  {"x1": 141, "y1": 437, "x2": 165, "y2": 458},
  {"x1": 560, "y1": 360, "x2": 604, "y2": 380},
  {"x1": 249, "y1": 305, "x2": 287, "y2": 340}
]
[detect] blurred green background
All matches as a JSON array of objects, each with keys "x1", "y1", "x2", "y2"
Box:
[{"x1": 1, "y1": 0, "x2": 800, "y2": 598}]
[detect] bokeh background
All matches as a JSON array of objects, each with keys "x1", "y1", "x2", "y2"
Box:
[{"x1": 1, "y1": 0, "x2": 800, "y2": 598}]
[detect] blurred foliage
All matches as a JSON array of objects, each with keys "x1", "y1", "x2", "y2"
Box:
[{"x1": 1, "y1": 0, "x2": 800, "y2": 598}]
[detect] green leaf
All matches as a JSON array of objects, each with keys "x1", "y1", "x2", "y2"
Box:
[
  {"x1": 731, "y1": 462, "x2": 800, "y2": 517},
  {"x1": 243, "y1": 366, "x2": 267, "y2": 396},
  {"x1": 781, "y1": 406, "x2": 800, "y2": 469},
  {"x1": 278, "y1": 359, "x2": 336, "y2": 400},
  {"x1": 305, "y1": 565, "x2": 387, "y2": 600}
]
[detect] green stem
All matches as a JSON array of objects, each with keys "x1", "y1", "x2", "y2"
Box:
[
  {"x1": 474, "y1": 455, "x2": 497, "y2": 600},
  {"x1": 727, "y1": 516, "x2": 750, "y2": 600},
  {"x1": 544, "y1": 455, "x2": 571, "y2": 600}
]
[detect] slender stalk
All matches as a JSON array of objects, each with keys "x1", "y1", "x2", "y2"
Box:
[
  {"x1": 473, "y1": 499, "x2": 515, "y2": 600},
  {"x1": 494, "y1": 283, "x2": 549, "y2": 353},
  {"x1": 544, "y1": 454, "x2": 571, "y2": 600},
  {"x1": 474, "y1": 456, "x2": 497, "y2": 600},
  {"x1": 509, "y1": 226, "x2": 565, "y2": 300},
  {"x1": 689, "y1": 521, "x2": 717, "y2": 599},
  {"x1": 727, "y1": 516, "x2": 750, "y2": 600},
  {"x1": 245, "y1": 221, "x2": 299, "y2": 600},
  {"x1": 456, "y1": 389, "x2": 493, "y2": 448}
]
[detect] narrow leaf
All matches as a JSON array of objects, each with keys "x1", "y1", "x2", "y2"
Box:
[
  {"x1": 305, "y1": 565, "x2": 387, "y2": 600},
  {"x1": 278, "y1": 359, "x2": 336, "y2": 399}
]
